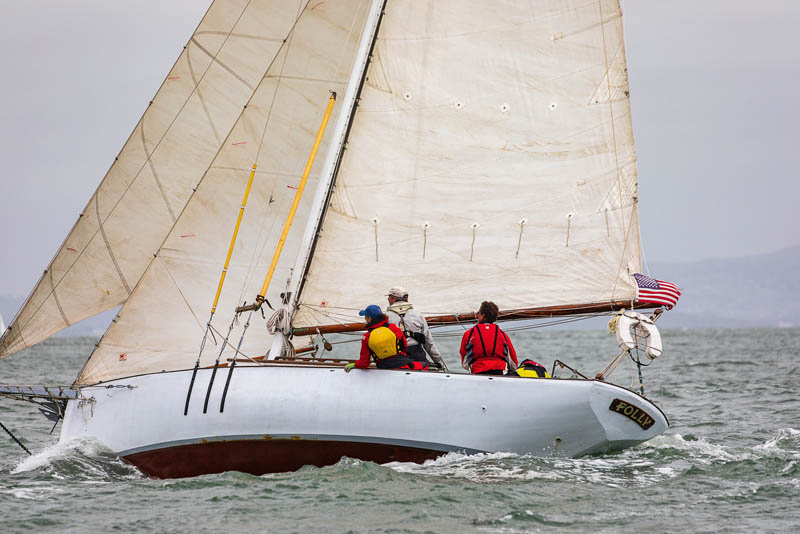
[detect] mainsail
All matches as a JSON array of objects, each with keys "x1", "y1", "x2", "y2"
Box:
[
  {"x1": 77, "y1": 0, "x2": 372, "y2": 385},
  {"x1": 0, "y1": 0, "x2": 318, "y2": 358},
  {"x1": 292, "y1": 0, "x2": 642, "y2": 328}
]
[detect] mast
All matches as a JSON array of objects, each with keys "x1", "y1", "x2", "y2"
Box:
[
  {"x1": 264, "y1": 0, "x2": 387, "y2": 359},
  {"x1": 285, "y1": 0, "x2": 388, "y2": 319}
]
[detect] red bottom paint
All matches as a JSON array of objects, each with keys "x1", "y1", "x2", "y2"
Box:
[{"x1": 124, "y1": 438, "x2": 443, "y2": 479}]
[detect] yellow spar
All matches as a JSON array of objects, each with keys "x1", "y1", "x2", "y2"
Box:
[
  {"x1": 253, "y1": 92, "x2": 337, "y2": 309},
  {"x1": 211, "y1": 163, "x2": 258, "y2": 314}
]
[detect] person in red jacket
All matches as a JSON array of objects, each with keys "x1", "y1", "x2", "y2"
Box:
[
  {"x1": 345, "y1": 305, "x2": 428, "y2": 372},
  {"x1": 459, "y1": 301, "x2": 518, "y2": 375}
]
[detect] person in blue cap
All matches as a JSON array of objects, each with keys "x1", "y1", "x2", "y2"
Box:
[{"x1": 344, "y1": 305, "x2": 427, "y2": 372}]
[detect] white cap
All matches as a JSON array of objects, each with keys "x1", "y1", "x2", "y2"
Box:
[{"x1": 386, "y1": 286, "x2": 408, "y2": 298}]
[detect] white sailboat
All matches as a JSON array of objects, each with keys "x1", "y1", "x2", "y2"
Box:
[{"x1": 0, "y1": 0, "x2": 679, "y2": 478}]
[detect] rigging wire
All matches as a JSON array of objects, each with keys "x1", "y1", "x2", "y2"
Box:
[
  {"x1": 220, "y1": 310, "x2": 255, "y2": 412},
  {"x1": 207, "y1": 323, "x2": 263, "y2": 364},
  {"x1": 235, "y1": 0, "x2": 310, "y2": 308},
  {"x1": 202, "y1": 315, "x2": 239, "y2": 413},
  {"x1": 430, "y1": 313, "x2": 608, "y2": 337},
  {"x1": 296, "y1": 307, "x2": 609, "y2": 343},
  {"x1": 184, "y1": 1, "x2": 316, "y2": 415},
  {"x1": 0, "y1": 420, "x2": 31, "y2": 456}
]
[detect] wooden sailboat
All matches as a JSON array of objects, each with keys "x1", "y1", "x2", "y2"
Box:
[{"x1": 0, "y1": 0, "x2": 678, "y2": 478}]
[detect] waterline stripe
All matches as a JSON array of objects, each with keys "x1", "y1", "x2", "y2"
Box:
[{"x1": 118, "y1": 433, "x2": 483, "y2": 458}]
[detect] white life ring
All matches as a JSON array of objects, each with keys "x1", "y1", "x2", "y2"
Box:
[{"x1": 615, "y1": 311, "x2": 662, "y2": 359}]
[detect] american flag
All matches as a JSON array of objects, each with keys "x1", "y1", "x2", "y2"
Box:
[{"x1": 633, "y1": 273, "x2": 681, "y2": 309}]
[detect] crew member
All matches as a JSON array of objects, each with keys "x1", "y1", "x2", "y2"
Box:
[
  {"x1": 345, "y1": 305, "x2": 427, "y2": 372},
  {"x1": 385, "y1": 286, "x2": 446, "y2": 370},
  {"x1": 459, "y1": 301, "x2": 518, "y2": 375}
]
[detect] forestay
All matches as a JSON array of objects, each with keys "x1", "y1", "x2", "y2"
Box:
[
  {"x1": 77, "y1": 0, "x2": 371, "y2": 385},
  {"x1": 293, "y1": 0, "x2": 641, "y2": 327},
  {"x1": 0, "y1": 0, "x2": 314, "y2": 358}
]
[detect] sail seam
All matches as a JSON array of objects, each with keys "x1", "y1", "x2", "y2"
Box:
[
  {"x1": 262, "y1": 74, "x2": 345, "y2": 85},
  {"x1": 597, "y1": 0, "x2": 625, "y2": 232},
  {"x1": 553, "y1": 11, "x2": 621, "y2": 42},
  {"x1": 251, "y1": 0, "x2": 310, "y2": 165},
  {"x1": 190, "y1": 37, "x2": 255, "y2": 91},
  {"x1": 210, "y1": 166, "x2": 305, "y2": 178},
  {"x1": 194, "y1": 31, "x2": 285, "y2": 43},
  {"x1": 161, "y1": 258, "x2": 207, "y2": 335},
  {"x1": 49, "y1": 269, "x2": 70, "y2": 327},
  {"x1": 187, "y1": 44, "x2": 222, "y2": 145},
  {"x1": 96, "y1": 195, "x2": 132, "y2": 295},
  {"x1": 141, "y1": 125, "x2": 177, "y2": 222}
]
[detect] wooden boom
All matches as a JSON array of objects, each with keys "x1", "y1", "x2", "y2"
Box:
[{"x1": 292, "y1": 300, "x2": 659, "y2": 336}]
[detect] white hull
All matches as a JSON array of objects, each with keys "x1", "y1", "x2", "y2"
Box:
[{"x1": 60, "y1": 365, "x2": 668, "y2": 478}]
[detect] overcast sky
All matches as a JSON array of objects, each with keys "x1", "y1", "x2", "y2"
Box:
[{"x1": 0, "y1": 1, "x2": 798, "y2": 298}]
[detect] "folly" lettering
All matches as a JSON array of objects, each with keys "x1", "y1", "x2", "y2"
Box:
[{"x1": 608, "y1": 398, "x2": 655, "y2": 430}]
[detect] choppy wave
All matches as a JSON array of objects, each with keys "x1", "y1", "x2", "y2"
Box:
[
  {"x1": 382, "y1": 429, "x2": 800, "y2": 489},
  {"x1": 10, "y1": 436, "x2": 141, "y2": 481},
  {"x1": 1, "y1": 331, "x2": 799, "y2": 532},
  {"x1": 754, "y1": 427, "x2": 800, "y2": 458}
]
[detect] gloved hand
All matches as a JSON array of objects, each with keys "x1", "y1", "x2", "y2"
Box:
[{"x1": 344, "y1": 363, "x2": 355, "y2": 373}]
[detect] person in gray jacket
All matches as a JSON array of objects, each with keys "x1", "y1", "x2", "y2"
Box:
[{"x1": 385, "y1": 286, "x2": 447, "y2": 371}]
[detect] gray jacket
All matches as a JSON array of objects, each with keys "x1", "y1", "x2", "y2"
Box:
[{"x1": 386, "y1": 302, "x2": 445, "y2": 369}]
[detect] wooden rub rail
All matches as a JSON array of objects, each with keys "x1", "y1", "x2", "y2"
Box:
[
  {"x1": 221, "y1": 356, "x2": 369, "y2": 368},
  {"x1": 292, "y1": 300, "x2": 659, "y2": 336}
]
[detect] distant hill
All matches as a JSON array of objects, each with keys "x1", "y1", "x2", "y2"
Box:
[{"x1": 648, "y1": 245, "x2": 800, "y2": 328}]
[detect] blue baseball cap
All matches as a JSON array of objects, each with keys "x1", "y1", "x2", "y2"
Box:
[{"x1": 358, "y1": 304, "x2": 383, "y2": 319}]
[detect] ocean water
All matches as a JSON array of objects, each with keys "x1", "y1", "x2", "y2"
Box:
[{"x1": 1, "y1": 328, "x2": 798, "y2": 533}]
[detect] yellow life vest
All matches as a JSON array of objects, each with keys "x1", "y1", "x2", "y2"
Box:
[
  {"x1": 367, "y1": 326, "x2": 400, "y2": 359},
  {"x1": 517, "y1": 359, "x2": 551, "y2": 378}
]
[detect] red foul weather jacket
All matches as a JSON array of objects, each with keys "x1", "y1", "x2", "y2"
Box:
[{"x1": 459, "y1": 323, "x2": 518, "y2": 374}]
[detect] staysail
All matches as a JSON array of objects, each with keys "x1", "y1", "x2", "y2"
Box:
[
  {"x1": 292, "y1": 0, "x2": 642, "y2": 328},
  {"x1": 0, "y1": 0, "x2": 316, "y2": 358},
  {"x1": 77, "y1": 0, "x2": 372, "y2": 385}
]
